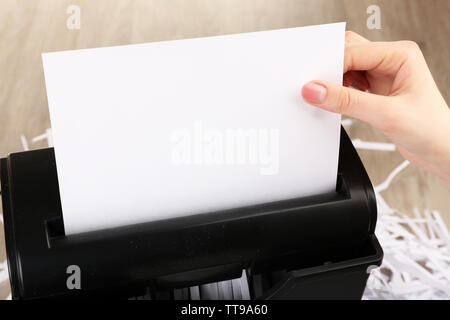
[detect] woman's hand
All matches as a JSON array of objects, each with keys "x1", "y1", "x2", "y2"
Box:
[{"x1": 302, "y1": 31, "x2": 450, "y2": 184}]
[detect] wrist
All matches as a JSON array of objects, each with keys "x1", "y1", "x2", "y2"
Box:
[{"x1": 430, "y1": 109, "x2": 450, "y2": 184}]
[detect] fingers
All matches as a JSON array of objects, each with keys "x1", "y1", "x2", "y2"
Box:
[
  {"x1": 345, "y1": 31, "x2": 369, "y2": 45},
  {"x1": 343, "y1": 70, "x2": 369, "y2": 91},
  {"x1": 301, "y1": 81, "x2": 393, "y2": 129},
  {"x1": 301, "y1": 31, "x2": 422, "y2": 130},
  {"x1": 344, "y1": 41, "x2": 415, "y2": 75},
  {"x1": 344, "y1": 31, "x2": 423, "y2": 78}
]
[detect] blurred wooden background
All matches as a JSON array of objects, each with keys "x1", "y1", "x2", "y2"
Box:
[{"x1": 0, "y1": 0, "x2": 449, "y2": 299}]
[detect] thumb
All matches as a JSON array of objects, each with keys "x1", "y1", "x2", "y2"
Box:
[{"x1": 301, "y1": 81, "x2": 392, "y2": 129}]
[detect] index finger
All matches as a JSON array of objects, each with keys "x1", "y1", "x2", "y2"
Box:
[
  {"x1": 344, "y1": 42, "x2": 409, "y2": 75},
  {"x1": 345, "y1": 31, "x2": 370, "y2": 46}
]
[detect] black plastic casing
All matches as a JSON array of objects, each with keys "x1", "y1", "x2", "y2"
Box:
[{"x1": 0, "y1": 128, "x2": 382, "y2": 299}]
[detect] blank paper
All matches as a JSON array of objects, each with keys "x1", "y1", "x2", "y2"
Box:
[{"x1": 42, "y1": 22, "x2": 345, "y2": 235}]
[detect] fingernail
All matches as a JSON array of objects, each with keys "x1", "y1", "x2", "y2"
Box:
[{"x1": 302, "y1": 82, "x2": 327, "y2": 104}]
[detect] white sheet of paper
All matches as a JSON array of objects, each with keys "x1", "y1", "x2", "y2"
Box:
[{"x1": 42, "y1": 22, "x2": 345, "y2": 235}]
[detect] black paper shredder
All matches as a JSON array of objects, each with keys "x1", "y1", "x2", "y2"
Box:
[{"x1": 0, "y1": 127, "x2": 383, "y2": 300}]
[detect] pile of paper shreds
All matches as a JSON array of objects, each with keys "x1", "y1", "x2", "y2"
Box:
[
  {"x1": 363, "y1": 162, "x2": 450, "y2": 300},
  {"x1": 1, "y1": 126, "x2": 449, "y2": 300},
  {"x1": 345, "y1": 126, "x2": 450, "y2": 300}
]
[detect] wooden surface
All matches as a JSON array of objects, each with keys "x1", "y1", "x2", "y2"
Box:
[{"x1": 0, "y1": 0, "x2": 449, "y2": 299}]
